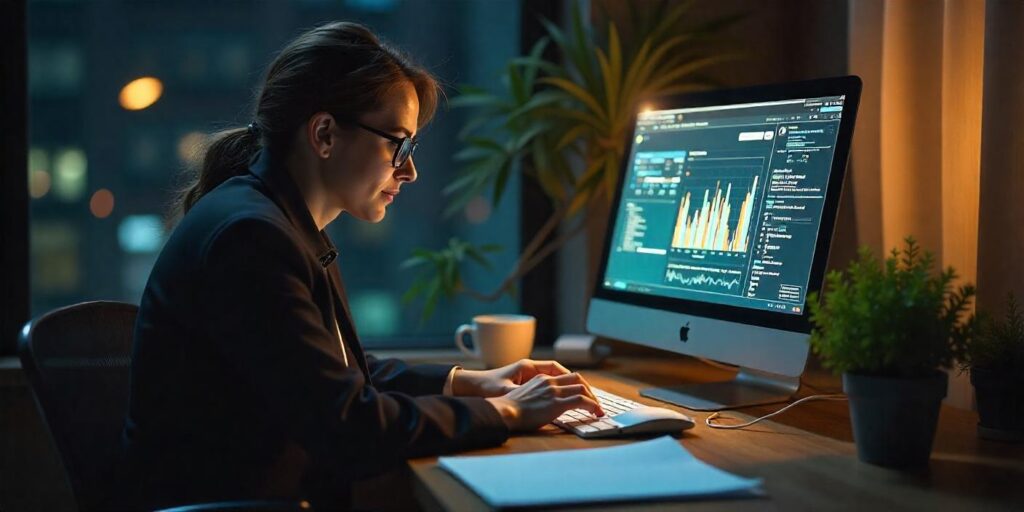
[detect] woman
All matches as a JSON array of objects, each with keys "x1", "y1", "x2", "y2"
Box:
[{"x1": 121, "y1": 21, "x2": 603, "y2": 510}]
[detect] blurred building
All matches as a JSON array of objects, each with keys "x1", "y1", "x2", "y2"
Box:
[{"x1": 27, "y1": 0, "x2": 522, "y2": 347}]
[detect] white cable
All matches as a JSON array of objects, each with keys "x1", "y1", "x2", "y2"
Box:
[{"x1": 705, "y1": 394, "x2": 847, "y2": 430}]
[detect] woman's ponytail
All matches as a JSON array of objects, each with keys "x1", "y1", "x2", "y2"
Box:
[{"x1": 174, "y1": 125, "x2": 261, "y2": 218}]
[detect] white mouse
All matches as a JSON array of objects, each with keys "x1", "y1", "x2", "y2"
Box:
[{"x1": 612, "y1": 406, "x2": 696, "y2": 435}]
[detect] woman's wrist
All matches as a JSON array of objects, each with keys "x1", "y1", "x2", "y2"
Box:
[
  {"x1": 485, "y1": 396, "x2": 519, "y2": 430},
  {"x1": 450, "y1": 368, "x2": 481, "y2": 396}
]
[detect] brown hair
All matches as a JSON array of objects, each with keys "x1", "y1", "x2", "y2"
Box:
[{"x1": 174, "y1": 21, "x2": 440, "y2": 217}]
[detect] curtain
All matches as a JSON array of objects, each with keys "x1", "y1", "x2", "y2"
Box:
[{"x1": 848, "y1": 0, "x2": 1024, "y2": 408}]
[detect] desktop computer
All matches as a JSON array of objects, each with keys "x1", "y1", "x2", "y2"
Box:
[{"x1": 587, "y1": 76, "x2": 861, "y2": 411}]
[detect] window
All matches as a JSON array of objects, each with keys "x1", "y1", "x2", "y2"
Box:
[{"x1": 28, "y1": 0, "x2": 522, "y2": 347}]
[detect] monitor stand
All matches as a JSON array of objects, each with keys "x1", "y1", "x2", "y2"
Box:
[{"x1": 639, "y1": 367, "x2": 800, "y2": 411}]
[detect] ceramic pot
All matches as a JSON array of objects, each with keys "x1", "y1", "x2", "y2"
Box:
[
  {"x1": 842, "y1": 371, "x2": 947, "y2": 468},
  {"x1": 971, "y1": 367, "x2": 1024, "y2": 442}
]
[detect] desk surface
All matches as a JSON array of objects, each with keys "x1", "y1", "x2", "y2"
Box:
[{"x1": 402, "y1": 355, "x2": 1024, "y2": 511}]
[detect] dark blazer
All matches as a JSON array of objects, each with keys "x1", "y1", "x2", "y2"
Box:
[{"x1": 120, "y1": 149, "x2": 508, "y2": 510}]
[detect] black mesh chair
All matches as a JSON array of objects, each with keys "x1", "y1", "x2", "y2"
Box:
[{"x1": 19, "y1": 301, "x2": 309, "y2": 512}]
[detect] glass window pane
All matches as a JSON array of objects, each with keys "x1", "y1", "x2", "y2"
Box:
[{"x1": 28, "y1": 0, "x2": 522, "y2": 348}]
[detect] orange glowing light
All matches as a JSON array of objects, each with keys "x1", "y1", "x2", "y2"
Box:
[
  {"x1": 119, "y1": 77, "x2": 163, "y2": 111},
  {"x1": 29, "y1": 170, "x2": 51, "y2": 199},
  {"x1": 90, "y1": 189, "x2": 115, "y2": 218}
]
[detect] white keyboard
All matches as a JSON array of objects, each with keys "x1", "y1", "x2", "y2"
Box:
[{"x1": 552, "y1": 388, "x2": 696, "y2": 439}]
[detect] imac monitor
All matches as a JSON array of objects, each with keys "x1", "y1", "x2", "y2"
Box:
[{"x1": 587, "y1": 76, "x2": 861, "y2": 411}]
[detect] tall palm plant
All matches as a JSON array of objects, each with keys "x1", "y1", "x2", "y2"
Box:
[{"x1": 403, "y1": 1, "x2": 738, "y2": 319}]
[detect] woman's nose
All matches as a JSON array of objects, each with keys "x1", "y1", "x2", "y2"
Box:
[{"x1": 396, "y1": 158, "x2": 417, "y2": 183}]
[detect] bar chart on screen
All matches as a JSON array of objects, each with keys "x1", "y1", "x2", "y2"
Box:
[{"x1": 671, "y1": 168, "x2": 761, "y2": 254}]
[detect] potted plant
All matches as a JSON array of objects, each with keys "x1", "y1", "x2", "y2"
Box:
[
  {"x1": 807, "y1": 238, "x2": 976, "y2": 468},
  {"x1": 960, "y1": 294, "x2": 1024, "y2": 441},
  {"x1": 401, "y1": 1, "x2": 739, "y2": 318}
]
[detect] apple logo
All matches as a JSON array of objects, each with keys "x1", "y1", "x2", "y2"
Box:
[{"x1": 679, "y1": 321, "x2": 691, "y2": 342}]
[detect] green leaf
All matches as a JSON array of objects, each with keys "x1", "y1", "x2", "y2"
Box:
[
  {"x1": 539, "y1": 77, "x2": 608, "y2": 122},
  {"x1": 604, "y1": 23, "x2": 623, "y2": 123},
  {"x1": 505, "y1": 91, "x2": 567, "y2": 123},
  {"x1": 555, "y1": 123, "x2": 590, "y2": 150},
  {"x1": 619, "y1": 37, "x2": 654, "y2": 111},
  {"x1": 533, "y1": 106, "x2": 605, "y2": 131},
  {"x1": 453, "y1": 145, "x2": 501, "y2": 162},
  {"x1": 464, "y1": 245, "x2": 495, "y2": 270},
  {"x1": 575, "y1": 157, "x2": 606, "y2": 192},
  {"x1": 442, "y1": 166, "x2": 488, "y2": 197},
  {"x1": 421, "y1": 277, "x2": 442, "y2": 321},
  {"x1": 510, "y1": 56, "x2": 564, "y2": 77},
  {"x1": 401, "y1": 276, "x2": 428, "y2": 304},
  {"x1": 457, "y1": 115, "x2": 496, "y2": 139},
  {"x1": 449, "y1": 92, "x2": 502, "y2": 109},
  {"x1": 399, "y1": 255, "x2": 429, "y2": 271},
  {"x1": 513, "y1": 121, "x2": 554, "y2": 151},
  {"x1": 567, "y1": 186, "x2": 593, "y2": 217},
  {"x1": 538, "y1": 16, "x2": 568, "y2": 54},
  {"x1": 568, "y1": 3, "x2": 599, "y2": 92},
  {"x1": 643, "y1": 54, "x2": 733, "y2": 96},
  {"x1": 507, "y1": 63, "x2": 527, "y2": 105},
  {"x1": 536, "y1": 169, "x2": 566, "y2": 203},
  {"x1": 465, "y1": 136, "x2": 506, "y2": 153},
  {"x1": 491, "y1": 158, "x2": 513, "y2": 208},
  {"x1": 521, "y1": 36, "x2": 551, "y2": 88}
]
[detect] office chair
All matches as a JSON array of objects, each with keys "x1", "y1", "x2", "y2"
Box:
[{"x1": 19, "y1": 301, "x2": 309, "y2": 512}]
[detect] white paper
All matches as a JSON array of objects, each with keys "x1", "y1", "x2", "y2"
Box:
[{"x1": 438, "y1": 436, "x2": 762, "y2": 508}]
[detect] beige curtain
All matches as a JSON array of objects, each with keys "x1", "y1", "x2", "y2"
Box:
[{"x1": 848, "y1": 0, "x2": 1024, "y2": 408}]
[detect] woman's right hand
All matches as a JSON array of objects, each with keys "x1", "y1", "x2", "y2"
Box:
[{"x1": 485, "y1": 372, "x2": 604, "y2": 431}]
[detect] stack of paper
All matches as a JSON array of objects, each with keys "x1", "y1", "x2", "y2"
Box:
[{"x1": 438, "y1": 436, "x2": 762, "y2": 508}]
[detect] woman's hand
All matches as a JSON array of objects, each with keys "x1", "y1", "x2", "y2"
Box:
[
  {"x1": 484, "y1": 372, "x2": 605, "y2": 431},
  {"x1": 452, "y1": 359, "x2": 587, "y2": 398},
  {"x1": 453, "y1": 359, "x2": 605, "y2": 430}
]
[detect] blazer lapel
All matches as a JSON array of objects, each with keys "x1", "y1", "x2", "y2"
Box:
[
  {"x1": 325, "y1": 261, "x2": 371, "y2": 381},
  {"x1": 248, "y1": 148, "x2": 371, "y2": 382}
]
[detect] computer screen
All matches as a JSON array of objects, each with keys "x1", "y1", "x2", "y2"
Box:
[
  {"x1": 587, "y1": 77, "x2": 860, "y2": 409},
  {"x1": 602, "y1": 95, "x2": 847, "y2": 317}
]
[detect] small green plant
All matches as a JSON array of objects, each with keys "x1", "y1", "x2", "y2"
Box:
[
  {"x1": 960, "y1": 294, "x2": 1024, "y2": 373},
  {"x1": 807, "y1": 237, "x2": 976, "y2": 378}
]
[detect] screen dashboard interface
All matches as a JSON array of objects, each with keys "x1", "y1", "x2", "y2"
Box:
[{"x1": 603, "y1": 95, "x2": 846, "y2": 315}]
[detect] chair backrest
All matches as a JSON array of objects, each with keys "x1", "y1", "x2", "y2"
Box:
[{"x1": 19, "y1": 301, "x2": 138, "y2": 511}]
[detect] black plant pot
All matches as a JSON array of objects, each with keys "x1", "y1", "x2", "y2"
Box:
[
  {"x1": 970, "y1": 367, "x2": 1024, "y2": 442},
  {"x1": 842, "y1": 371, "x2": 947, "y2": 468}
]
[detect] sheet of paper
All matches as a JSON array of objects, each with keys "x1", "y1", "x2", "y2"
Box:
[{"x1": 438, "y1": 436, "x2": 762, "y2": 508}]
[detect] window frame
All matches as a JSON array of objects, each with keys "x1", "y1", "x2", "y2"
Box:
[{"x1": 2, "y1": 0, "x2": 29, "y2": 356}]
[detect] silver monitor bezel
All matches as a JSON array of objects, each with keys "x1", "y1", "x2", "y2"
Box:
[{"x1": 587, "y1": 76, "x2": 861, "y2": 376}]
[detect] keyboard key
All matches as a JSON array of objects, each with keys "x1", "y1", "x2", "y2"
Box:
[{"x1": 555, "y1": 387, "x2": 656, "y2": 438}]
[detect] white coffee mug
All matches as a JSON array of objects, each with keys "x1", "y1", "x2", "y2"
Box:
[{"x1": 454, "y1": 314, "x2": 536, "y2": 369}]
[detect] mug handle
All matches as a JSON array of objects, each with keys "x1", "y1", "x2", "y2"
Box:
[{"x1": 455, "y1": 324, "x2": 478, "y2": 358}]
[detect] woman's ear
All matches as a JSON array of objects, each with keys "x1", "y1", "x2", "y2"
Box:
[{"x1": 306, "y1": 112, "x2": 336, "y2": 159}]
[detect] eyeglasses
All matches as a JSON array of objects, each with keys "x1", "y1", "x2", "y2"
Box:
[{"x1": 353, "y1": 121, "x2": 419, "y2": 169}]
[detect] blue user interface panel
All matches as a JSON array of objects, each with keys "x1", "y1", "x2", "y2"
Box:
[{"x1": 603, "y1": 96, "x2": 846, "y2": 315}]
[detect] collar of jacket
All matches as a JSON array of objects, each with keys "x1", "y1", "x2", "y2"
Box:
[
  {"x1": 247, "y1": 147, "x2": 339, "y2": 268},
  {"x1": 247, "y1": 147, "x2": 371, "y2": 380}
]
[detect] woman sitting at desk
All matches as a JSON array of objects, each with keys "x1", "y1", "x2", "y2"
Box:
[{"x1": 120, "y1": 21, "x2": 604, "y2": 510}]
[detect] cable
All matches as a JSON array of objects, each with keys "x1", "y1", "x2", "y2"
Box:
[{"x1": 705, "y1": 394, "x2": 847, "y2": 430}]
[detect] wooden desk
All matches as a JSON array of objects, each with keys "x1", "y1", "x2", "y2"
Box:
[{"x1": 404, "y1": 355, "x2": 1024, "y2": 511}]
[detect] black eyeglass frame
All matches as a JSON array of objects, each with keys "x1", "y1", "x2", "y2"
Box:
[{"x1": 351, "y1": 121, "x2": 419, "y2": 169}]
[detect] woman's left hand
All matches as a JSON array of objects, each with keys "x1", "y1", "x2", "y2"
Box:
[{"x1": 451, "y1": 359, "x2": 599, "y2": 400}]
